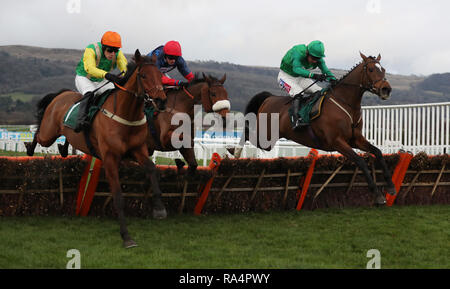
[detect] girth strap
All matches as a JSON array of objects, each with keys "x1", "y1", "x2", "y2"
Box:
[{"x1": 100, "y1": 108, "x2": 147, "y2": 126}]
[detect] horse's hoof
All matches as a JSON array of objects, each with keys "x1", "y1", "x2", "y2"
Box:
[
  {"x1": 385, "y1": 186, "x2": 397, "y2": 196},
  {"x1": 58, "y1": 144, "x2": 68, "y2": 158},
  {"x1": 123, "y1": 239, "x2": 138, "y2": 249},
  {"x1": 153, "y1": 208, "x2": 167, "y2": 220},
  {"x1": 24, "y1": 142, "x2": 34, "y2": 156},
  {"x1": 375, "y1": 195, "x2": 387, "y2": 206}
]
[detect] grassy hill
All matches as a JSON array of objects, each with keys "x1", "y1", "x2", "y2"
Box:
[{"x1": 0, "y1": 45, "x2": 448, "y2": 124}]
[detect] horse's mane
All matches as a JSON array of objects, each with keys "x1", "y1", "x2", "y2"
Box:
[
  {"x1": 121, "y1": 55, "x2": 156, "y2": 82},
  {"x1": 332, "y1": 56, "x2": 376, "y2": 87},
  {"x1": 188, "y1": 73, "x2": 221, "y2": 86}
]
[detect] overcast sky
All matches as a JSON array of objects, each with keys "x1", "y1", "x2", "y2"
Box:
[{"x1": 1, "y1": 0, "x2": 449, "y2": 76}]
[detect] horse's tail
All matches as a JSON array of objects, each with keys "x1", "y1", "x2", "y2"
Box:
[
  {"x1": 35, "y1": 89, "x2": 72, "y2": 130},
  {"x1": 245, "y1": 91, "x2": 273, "y2": 115},
  {"x1": 229, "y1": 91, "x2": 273, "y2": 158}
]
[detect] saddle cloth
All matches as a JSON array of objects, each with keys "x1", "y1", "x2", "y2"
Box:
[
  {"x1": 63, "y1": 89, "x2": 113, "y2": 129},
  {"x1": 288, "y1": 89, "x2": 328, "y2": 125}
]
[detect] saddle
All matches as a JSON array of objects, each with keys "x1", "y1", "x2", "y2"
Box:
[
  {"x1": 288, "y1": 89, "x2": 328, "y2": 125},
  {"x1": 63, "y1": 89, "x2": 113, "y2": 130}
]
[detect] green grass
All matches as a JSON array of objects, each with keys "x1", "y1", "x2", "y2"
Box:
[{"x1": 0, "y1": 205, "x2": 448, "y2": 269}]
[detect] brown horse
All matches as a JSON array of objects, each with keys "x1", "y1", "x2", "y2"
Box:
[
  {"x1": 147, "y1": 73, "x2": 230, "y2": 174},
  {"x1": 233, "y1": 52, "x2": 395, "y2": 205},
  {"x1": 25, "y1": 50, "x2": 168, "y2": 248}
]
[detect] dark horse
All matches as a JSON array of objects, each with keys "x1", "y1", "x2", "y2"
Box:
[
  {"x1": 233, "y1": 52, "x2": 395, "y2": 205},
  {"x1": 25, "y1": 50, "x2": 168, "y2": 248},
  {"x1": 148, "y1": 73, "x2": 230, "y2": 174}
]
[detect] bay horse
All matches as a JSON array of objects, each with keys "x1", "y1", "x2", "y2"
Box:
[
  {"x1": 25, "y1": 50, "x2": 168, "y2": 248},
  {"x1": 233, "y1": 52, "x2": 396, "y2": 205},
  {"x1": 148, "y1": 73, "x2": 230, "y2": 174}
]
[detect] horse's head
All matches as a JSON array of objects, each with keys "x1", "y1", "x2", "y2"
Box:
[
  {"x1": 200, "y1": 73, "x2": 230, "y2": 118},
  {"x1": 360, "y1": 52, "x2": 392, "y2": 100},
  {"x1": 134, "y1": 49, "x2": 167, "y2": 111}
]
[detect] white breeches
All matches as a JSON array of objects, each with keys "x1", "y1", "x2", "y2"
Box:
[
  {"x1": 75, "y1": 75, "x2": 115, "y2": 96},
  {"x1": 277, "y1": 70, "x2": 322, "y2": 97}
]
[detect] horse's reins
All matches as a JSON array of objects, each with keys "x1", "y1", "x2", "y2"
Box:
[
  {"x1": 100, "y1": 63, "x2": 164, "y2": 126},
  {"x1": 286, "y1": 79, "x2": 320, "y2": 104}
]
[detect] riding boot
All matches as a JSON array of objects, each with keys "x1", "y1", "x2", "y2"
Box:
[
  {"x1": 74, "y1": 92, "x2": 93, "y2": 133},
  {"x1": 291, "y1": 96, "x2": 308, "y2": 130}
]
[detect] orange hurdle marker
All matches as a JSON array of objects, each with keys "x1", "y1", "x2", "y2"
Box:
[
  {"x1": 385, "y1": 151, "x2": 413, "y2": 207},
  {"x1": 76, "y1": 155, "x2": 102, "y2": 216},
  {"x1": 296, "y1": 149, "x2": 319, "y2": 211},
  {"x1": 194, "y1": 153, "x2": 222, "y2": 215}
]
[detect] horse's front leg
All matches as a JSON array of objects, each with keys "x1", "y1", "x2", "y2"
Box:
[
  {"x1": 179, "y1": 147, "x2": 198, "y2": 177},
  {"x1": 103, "y1": 152, "x2": 137, "y2": 248},
  {"x1": 354, "y1": 136, "x2": 396, "y2": 196},
  {"x1": 58, "y1": 140, "x2": 70, "y2": 158},
  {"x1": 132, "y1": 146, "x2": 167, "y2": 219},
  {"x1": 335, "y1": 139, "x2": 386, "y2": 205}
]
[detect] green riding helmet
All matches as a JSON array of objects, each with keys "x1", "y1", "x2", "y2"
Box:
[{"x1": 307, "y1": 40, "x2": 325, "y2": 58}]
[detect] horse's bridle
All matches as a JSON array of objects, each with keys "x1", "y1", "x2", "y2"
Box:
[
  {"x1": 360, "y1": 60, "x2": 387, "y2": 94},
  {"x1": 115, "y1": 62, "x2": 164, "y2": 109},
  {"x1": 183, "y1": 81, "x2": 225, "y2": 110},
  {"x1": 337, "y1": 59, "x2": 387, "y2": 95}
]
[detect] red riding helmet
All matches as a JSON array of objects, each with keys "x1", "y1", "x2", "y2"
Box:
[{"x1": 163, "y1": 40, "x2": 182, "y2": 56}]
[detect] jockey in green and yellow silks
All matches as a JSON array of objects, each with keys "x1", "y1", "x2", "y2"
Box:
[
  {"x1": 74, "y1": 31, "x2": 128, "y2": 133},
  {"x1": 278, "y1": 40, "x2": 336, "y2": 130}
]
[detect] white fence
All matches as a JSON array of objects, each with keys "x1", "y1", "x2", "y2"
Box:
[
  {"x1": 362, "y1": 102, "x2": 449, "y2": 155},
  {"x1": 1, "y1": 102, "x2": 449, "y2": 160}
]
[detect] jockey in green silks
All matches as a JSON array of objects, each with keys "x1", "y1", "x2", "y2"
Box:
[{"x1": 278, "y1": 40, "x2": 337, "y2": 130}]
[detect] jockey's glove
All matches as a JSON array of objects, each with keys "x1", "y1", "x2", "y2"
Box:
[
  {"x1": 105, "y1": 73, "x2": 123, "y2": 84},
  {"x1": 311, "y1": 73, "x2": 327, "y2": 81},
  {"x1": 178, "y1": 81, "x2": 189, "y2": 88}
]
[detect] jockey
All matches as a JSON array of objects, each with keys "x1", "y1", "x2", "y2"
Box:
[
  {"x1": 147, "y1": 40, "x2": 194, "y2": 87},
  {"x1": 278, "y1": 40, "x2": 337, "y2": 130},
  {"x1": 74, "y1": 31, "x2": 128, "y2": 132}
]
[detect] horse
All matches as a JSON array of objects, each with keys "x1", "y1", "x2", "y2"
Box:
[
  {"x1": 25, "y1": 50, "x2": 168, "y2": 248},
  {"x1": 232, "y1": 52, "x2": 395, "y2": 205},
  {"x1": 147, "y1": 73, "x2": 230, "y2": 174}
]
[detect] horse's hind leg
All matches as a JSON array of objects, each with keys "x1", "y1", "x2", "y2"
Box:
[
  {"x1": 179, "y1": 147, "x2": 198, "y2": 176},
  {"x1": 132, "y1": 146, "x2": 167, "y2": 219},
  {"x1": 24, "y1": 134, "x2": 38, "y2": 156},
  {"x1": 103, "y1": 152, "x2": 136, "y2": 248},
  {"x1": 354, "y1": 137, "x2": 396, "y2": 196},
  {"x1": 335, "y1": 139, "x2": 386, "y2": 205}
]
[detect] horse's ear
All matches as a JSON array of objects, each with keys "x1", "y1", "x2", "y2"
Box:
[
  {"x1": 151, "y1": 54, "x2": 157, "y2": 63},
  {"x1": 203, "y1": 72, "x2": 212, "y2": 84},
  {"x1": 135, "y1": 49, "x2": 142, "y2": 63},
  {"x1": 220, "y1": 74, "x2": 226, "y2": 84},
  {"x1": 359, "y1": 51, "x2": 368, "y2": 61},
  {"x1": 376, "y1": 54, "x2": 381, "y2": 61}
]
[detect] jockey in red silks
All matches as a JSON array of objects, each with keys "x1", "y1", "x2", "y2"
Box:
[{"x1": 147, "y1": 40, "x2": 194, "y2": 87}]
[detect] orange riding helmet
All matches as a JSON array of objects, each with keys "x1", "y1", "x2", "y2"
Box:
[{"x1": 101, "y1": 31, "x2": 122, "y2": 48}]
